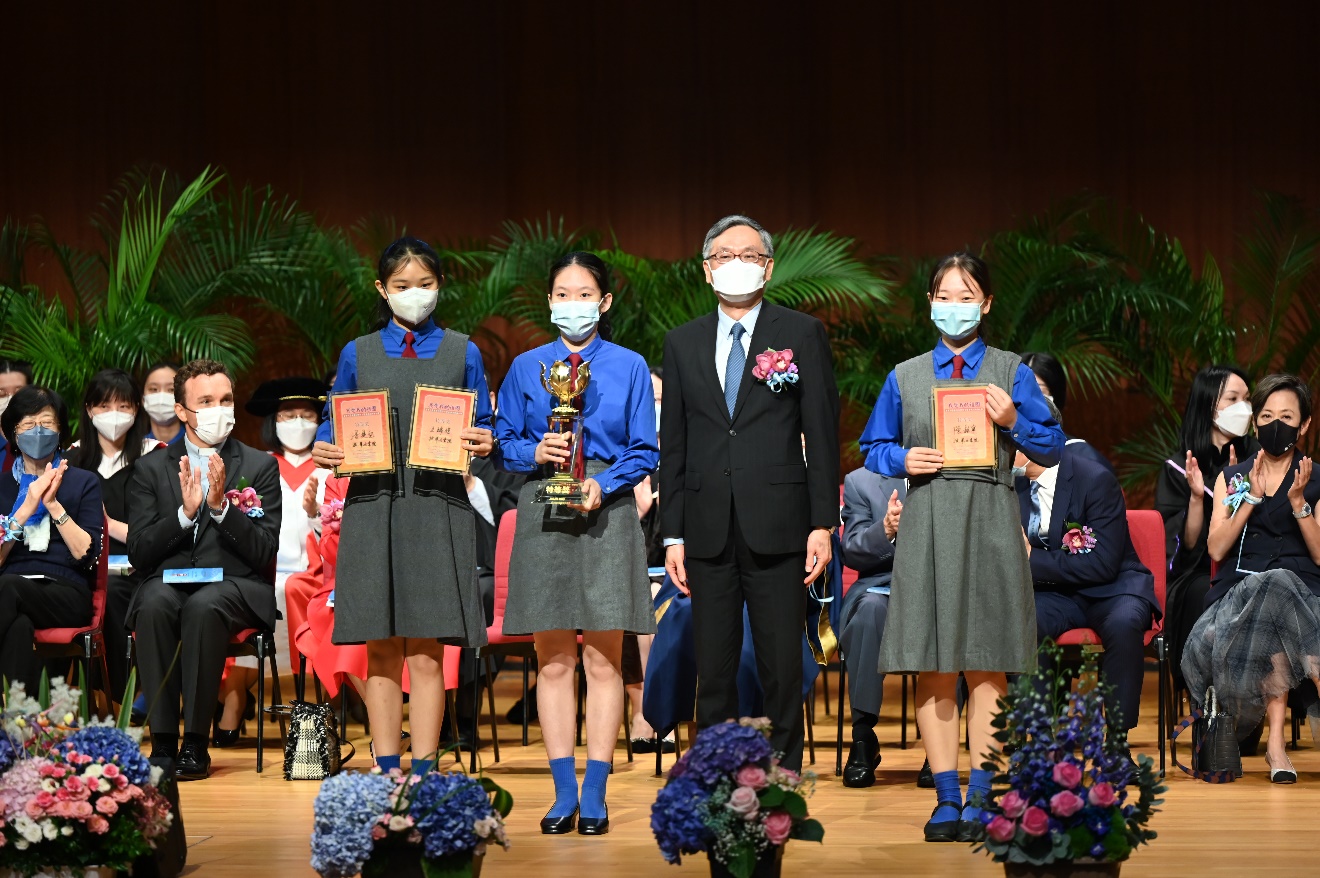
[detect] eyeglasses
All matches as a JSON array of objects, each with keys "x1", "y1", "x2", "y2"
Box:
[
  {"x1": 706, "y1": 250, "x2": 769, "y2": 265},
  {"x1": 16, "y1": 418, "x2": 58, "y2": 433}
]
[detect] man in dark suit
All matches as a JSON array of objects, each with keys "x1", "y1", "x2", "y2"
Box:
[
  {"x1": 127, "y1": 359, "x2": 281, "y2": 780},
  {"x1": 1016, "y1": 446, "x2": 1159, "y2": 732},
  {"x1": 660, "y1": 214, "x2": 840, "y2": 770},
  {"x1": 839, "y1": 467, "x2": 906, "y2": 787}
]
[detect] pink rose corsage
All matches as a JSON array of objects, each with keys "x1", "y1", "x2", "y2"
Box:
[
  {"x1": 224, "y1": 478, "x2": 265, "y2": 519},
  {"x1": 1061, "y1": 522, "x2": 1097, "y2": 555},
  {"x1": 319, "y1": 498, "x2": 344, "y2": 533},
  {"x1": 1224, "y1": 472, "x2": 1254, "y2": 515},
  {"x1": 751, "y1": 348, "x2": 799, "y2": 392}
]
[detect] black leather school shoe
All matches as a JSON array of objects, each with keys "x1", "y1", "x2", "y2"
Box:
[
  {"x1": 541, "y1": 807, "x2": 578, "y2": 834},
  {"x1": 923, "y1": 802, "x2": 962, "y2": 842},
  {"x1": 842, "y1": 738, "x2": 882, "y2": 788},
  {"x1": 577, "y1": 807, "x2": 609, "y2": 836}
]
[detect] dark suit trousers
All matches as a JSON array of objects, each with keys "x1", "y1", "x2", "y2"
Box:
[
  {"x1": 1035, "y1": 591, "x2": 1151, "y2": 730},
  {"x1": 135, "y1": 577, "x2": 265, "y2": 736},
  {"x1": 688, "y1": 505, "x2": 807, "y2": 770},
  {"x1": 839, "y1": 588, "x2": 890, "y2": 729},
  {"x1": 0, "y1": 574, "x2": 91, "y2": 692}
]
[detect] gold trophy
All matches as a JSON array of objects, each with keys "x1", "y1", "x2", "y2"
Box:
[{"x1": 533, "y1": 359, "x2": 591, "y2": 504}]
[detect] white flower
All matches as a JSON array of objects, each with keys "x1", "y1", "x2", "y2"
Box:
[
  {"x1": 60, "y1": 825, "x2": 73, "y2": 836},
  {"x1": 150, "y1": 765, "x2": 165, "y2": 786},
  {"x1": 98, "y1": 779, "x2": 111, "y2": 793},
  {"x1": 41, "y1": 779, "x2": 57, "y2": 793},
  {"x1": 14, "y1": 839, "x2": 28, "y2": 850},
  {"x1": 42, "y1": 820, "x2": 58, "y2": 840},
  {"x1": 83, "y1": 764, "x2": 103, "y2": 778},
  {"x1": 472, "y1": 816, "x2": 499, "y2": 838}
]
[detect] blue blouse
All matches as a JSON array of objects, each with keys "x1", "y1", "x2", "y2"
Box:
[
  {"x1": 496, "y1": 335, "x2": 658, "y2": 499},
  {"x1": 859, "y1": 338, "x2": 1065, "y2": 477},
  {"x1": 316, "y1": 319, "x2": 494, "y2": 444}
]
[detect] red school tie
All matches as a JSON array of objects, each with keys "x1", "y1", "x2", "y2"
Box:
[
  {"x1": 952, "y1": 354, "x2": 966, "y2": 379},
  {"x1": 566, "y1": 352, "x2": 586, "y2": 481},
  {"x1": 402, "y1": 331, "x2": 418, "y2": 359}
]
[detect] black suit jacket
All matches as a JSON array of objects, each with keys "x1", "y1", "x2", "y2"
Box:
[
  {"x1": 1016, "y1": 449, "x2": 1159, "y2": 618},
  {"x1": 125, "y1": 437, "x2": 282, "y2": 628},
  {"x1": 660, "y1": 301, "x2": 840, "y2": 558}
]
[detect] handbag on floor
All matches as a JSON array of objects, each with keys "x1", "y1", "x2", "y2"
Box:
[
  {"x1": 282, "y1": 699, "x2": 354, "y2": 780},
  {"x1": 1173, "y1": 685, "x2": 1240, "y2": 782}
]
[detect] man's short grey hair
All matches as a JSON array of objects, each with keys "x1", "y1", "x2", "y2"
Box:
[{"x1": 701, "y1": 215, "x2": 775, "y2": 259}]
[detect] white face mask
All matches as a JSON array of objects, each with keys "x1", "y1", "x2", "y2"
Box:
[
  {"x1": 276, "y1": 417, "x2": 319, "y2": 452},
  {"x1": 92, "y1": 411, "x2": 135, "y2": 443},
  {"x1": 0, "y1": 396, "x2": 11, "y2": 418},
  {"x1": 709, "y1": 259, "x2": 767, "y2": 302},
  {"x1": 192, "y1": 405, "x2": 235, "y2": 448},
  {"x1": 142, "y1": 392, "x2": 177, "y2": 424},
  {"x1": 654, "y1": 401, "x2": 662, "y2": 427},
  {"x1": 1214, "y1": 400, "x2": 1253, "y2": 439},
  {"x1": 550, "y1": 301, "x2": 601, "y2": 344},
  {"x1": 387, "y1": 286, "x2": 439, "y2": 325}
]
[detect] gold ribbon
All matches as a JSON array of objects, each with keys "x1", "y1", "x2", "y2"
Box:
[
  {"x1": 807, "y1": 603, "x2": 839, "y2": 666},
  {"x1": 654, "y1": 596, "x2": 675, "y2": 625}
]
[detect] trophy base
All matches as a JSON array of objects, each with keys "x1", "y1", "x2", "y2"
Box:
[{"x1": 534, "y1": 479, "x2": 584, "y2": 505}]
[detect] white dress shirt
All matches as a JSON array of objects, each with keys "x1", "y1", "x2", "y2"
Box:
[
  {"x1": 1033, "y1": 464, "x2": 1060, "y2": 541},
  {"x1": 715, "y1": 301, "x2": 762, "y2": 392}
]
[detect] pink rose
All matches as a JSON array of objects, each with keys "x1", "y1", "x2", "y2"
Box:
[
  {"x1": 87, "y1": 815, "x2": 109, "y2": 834},
  {"x1": 763, "y1": 809, "x2": 794, "y2": 846},
  {"x1": 1052, "y1": 760, "x2": 1083, "y2": 789},
  {"x1": 771, "y1": 349, "x2": 794, "y2": 372},
  {"x1": 986, "y1": 816, "x2": 1017, "y2": 843},
  {"x1": 95, "y1": 796, "x2": 118, "y2": 816},
  {"x1": 33, "y1": 791, "x2": 55, "y2": 810},
  {"x1": 726, "y1": 785, "x2": 760, "y2": 820},
  {"x1": 735, "y1": 765, "x2": 769, "y2": 790},
  {"x1": 1088, "y1": 782, "x2": 1116, "y2": 808},
  {"x1": 1020, "y1": 806, "x2": 1050, "y2": 837},
  {"x1": 24, "y1": 801, "x2": 43, "y2": 819},
  {"x1": 1062, "y1": 529, "x2": 1085, "y2": 552},
  {"x1": 101, "y1": 764, "x2": 120, "y2": 779},
  {"x1": 775, "y1": 767, "x2": 801, "y2": 785},
  {"x1": 999, "y1": 789, "x2": 1027, "y2": 819},
  {"x1": 1049, "y1": 791, "x2": 1084, "y2": 818},
  {"x1": 72, "y1": 800, "x2": 94, "y2": 819},
  {"x1": 370, "y1": 824, "x2": 387, "y2": 840}
]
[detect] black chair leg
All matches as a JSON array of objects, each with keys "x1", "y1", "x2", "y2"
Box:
[
  {"x1": 255, "y1": 639, "x2": 266, "y2": 773},
  {"x1": 484, "y1": 654, "x2": 500, "y2": 764},
  {"x1": 446, "y1": 689, "x2": 463, "y2": 765},
  {"x1": 1157, "y1": 636, "x2": 1168, "y2": 778},
  {"x1": 804, "y1": 701, "x2": 815, "y2": 765},
  {"x1": 901, "y1": 674, "x2": 909, "y2": 749},
  {"x1": 655, "y1": 730, "x2": 664, "y2": 778},
  {"x1": 836, "y1": 656, "x2": 847, "y2": 777},
  {"x1": 296, "y1": 655, "x2": 307, "y2": 703},
  {"x1": 269, "y1": 640, "x2": 286, "y2": 741},
  {"x1": 470, "y1": 649, "x2": 482, "y2": 774},
  {"x1": 521, "y1": 657, "x2": 531, "y2": 747}
]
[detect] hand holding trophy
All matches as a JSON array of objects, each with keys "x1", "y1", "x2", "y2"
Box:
[{"x1": 533, "y1": 358, "x2": 591, "y2": 504}]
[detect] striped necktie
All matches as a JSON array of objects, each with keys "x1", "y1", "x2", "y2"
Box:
[{"x1": 725, "y1": 322, "x2": 746, "y2": 418}]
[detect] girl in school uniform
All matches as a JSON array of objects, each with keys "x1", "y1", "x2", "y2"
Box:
[
  {"x1": 496, "y1": 252, "x2": 658, "y2": 836},
  {"x1": 859, "y1": 252, "x2": 1064, "y2": 843},
  {"x1": 142, "y1": 361, "x2": 185, "y2": 447},
  {"x1": 312, "y1": 237, "x2": 494, "y2": 775}
]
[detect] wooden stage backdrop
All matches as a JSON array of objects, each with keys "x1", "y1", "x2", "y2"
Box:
[{"x1": 179, "y1": 668, "x2": 1315, "y2": 877}]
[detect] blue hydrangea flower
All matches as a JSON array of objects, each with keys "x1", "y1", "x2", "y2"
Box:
[
  {"x1": 652, "y1": 775, "x2": 712, "y2": 863},
  {"x1": 0, "y1": 729, "x2": 15, "y2": 774},
  {"x1": 310, "y1": 772, "x2": 396, "y2": 878},
  {"x1": 410, "y1": 772, "x2": 497, "y2": 860},
  {"x1": 58, "y1": 726, "x2": 152, "y2": 785},
  {"x1": 681, "y1": 722, "x2": 774, "y2": 787}
]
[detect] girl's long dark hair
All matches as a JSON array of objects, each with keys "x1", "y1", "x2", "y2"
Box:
[
  {"x1": 1178, "y1": 364, "x2": 1252, "y2": 476},
  {"x1": 69, "y1": 368, "x2": 149, "y2": 472}
]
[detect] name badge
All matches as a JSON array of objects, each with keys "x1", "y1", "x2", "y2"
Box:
[
  {"x1": 107, "y1": 555, "x2": 132, "y2": 571},
  {"x1": 164, "y1": 568, "x2": 224, "y2": 585}
]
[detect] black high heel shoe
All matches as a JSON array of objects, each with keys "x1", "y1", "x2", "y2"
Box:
[
  {"x1": 212, "y1": 727, "x2": 241, "y2": 748},
  {"x1": 577, "y1": 806, "x2": 609, "y2": 836},
  {"x1": 541, "y1": 806, "x2": 578, "y2": 835}
]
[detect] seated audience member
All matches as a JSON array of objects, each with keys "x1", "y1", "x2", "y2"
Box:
[
  {"x1": 839, "y1": 465, "x2": 906, "y2": 788},
  {"x1": 142, "y1": 361, "x2": 184, "y2": 447},
  {"x1": 1016, "y1": 444, "x2": 1158, "y2": 737},
  {"x1": 1155, "y1": 364, "x2": 1255, "y2": 694},
  {"x1": 68, "y1": 368, "x2": 162, "y2": 700},
  {"x1": 0, "y1": 361, "x2": 33, "y2": 471},
  {"x1": 1184, "y1": 373, "x2": 1320, "y2": 784},
  {"x1": 1021, "y1": 352, "x2": 1113, "y2": 473},
  {"x1": 0, "y1": 386, "x2": 104, "y2": 690},
  {"x1": 126, "y1": 359, "x2": 281, "y2": 780}
]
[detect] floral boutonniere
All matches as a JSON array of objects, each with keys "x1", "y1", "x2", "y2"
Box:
[
  {"x1": 225, "y1": 477, "x2": 265, "y2": 519},
  {"x1": 1224, "y1": 472, "x2": 1254, "y2": 515},
  {"x1": 1061, "y1": 521, "x2": 1097, "y2": 555},
  {"x1": 752, "y1": 348, "x2": 799, "y2": 392},
  {"x1": 319, "y1": 498, "x2": 344, "y2": 533}
]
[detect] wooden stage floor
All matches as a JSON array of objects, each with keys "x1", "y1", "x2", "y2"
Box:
[{"x1": 176, "y1": 669, "x2": 1314, "y2": 876}]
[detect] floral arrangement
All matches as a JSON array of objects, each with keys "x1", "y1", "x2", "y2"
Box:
[
  {"x1": 651, "y1": 718, "x2": 823, "y2": 878},
  {"x1": 975, "y1": 642, "x2": 1164, "y2": 867},
  {"x1": 751, "y1": 349, "x2": 799, "y2": 392},
  {"x1": 311, "y1": 764, "x2": 512, "y2": 878},
  {"x1": 1060, "y1": 522, "x2": 1097, "y2": 555},
  {"x1": 225, "y1": 477, "x2": 265, "y2": 519},
  {"x1": 319, "y1": 498, "x2": 344, "y2": 533},
  {"x1": 0, "y1": 677, "x2": 174, "y2": 877}
]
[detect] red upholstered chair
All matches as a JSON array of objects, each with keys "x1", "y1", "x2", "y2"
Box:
[
  {"x1": 34, "y1": 520, "x2": 111, "y2": 717},
  {"x1": 1052, "y1": 509, "x2": 1169, "y2": 776}
]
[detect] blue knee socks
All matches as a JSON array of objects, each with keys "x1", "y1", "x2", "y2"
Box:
[
  {"x1": 963, "y1": 768, "x2": 994, "y2": 823},
  {"x1": 579, "y1": 759, "x2": 610, "y2": 821},
  {"x1": 411, "y1": 758, "x2": 434, "y2": 776},
  {"x1": 932, "y1": 770, "x2": 962, "y2": 823},
  {"x1": 547, "y1": 757, "x2": 579, "y2": 819},
  {"x1": 375, "y1": 754, "x2": 401, "y2": 773}
]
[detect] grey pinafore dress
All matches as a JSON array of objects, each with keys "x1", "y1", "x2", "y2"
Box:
[
  {"x1": 503, "y1": 461, "x2": 655, "y2": 636},
  {"x1": 876, "y1": 345, "x2": 1036, "y2": 674},
  {"x1": 332, "y1": 331, "x2": 488, "y2": 648}
]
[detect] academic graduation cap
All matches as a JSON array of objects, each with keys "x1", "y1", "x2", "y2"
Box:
[{"x1": 245, "y1": 376, "x2": 329, "y2": 417}]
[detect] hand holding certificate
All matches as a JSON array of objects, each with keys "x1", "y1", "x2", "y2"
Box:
[
  {"x1": 931, "y1": 383, "x2": 997, "y2": 468},
  {"x1": 407, "y1": 385, "x2": 477, "y2": 473},
  {"x1": 331, "y1": 389, "x2": 394, "y2": 476}
]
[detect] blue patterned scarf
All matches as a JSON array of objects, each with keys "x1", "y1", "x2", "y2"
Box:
[{"x1": 10, "y1": 451, "x2": 62, "y2": 525}]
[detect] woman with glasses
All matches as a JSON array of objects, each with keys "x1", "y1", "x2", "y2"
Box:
[{"x1": 0, "y1": 386, "x2": 104, "y2": 690}]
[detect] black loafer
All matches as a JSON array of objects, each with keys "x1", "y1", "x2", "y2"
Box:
[
  {"x1": 541, "y1": 807, "x2": 578, "y2": 834},
  {"x1": 176, "y1": 742, "x2": 211, "y2": 781},
  {"x1": 957, "y1": 818, "x2": 985, "y2": 843},
  {"x1": 917, "y1": 758, "x2": 935, "y2": 789},
  {"x1": 923, "y1": 802, "x2": 962, "y2": 842},
  {"x1": 578, "y1": 808, "x2": 609, "y2": 836},
  {"x1": 842, "y1": 738, "x2": 881, "y2": 788}
]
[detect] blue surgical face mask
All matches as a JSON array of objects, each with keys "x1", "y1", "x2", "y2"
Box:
[
  {"x1": 930, "y1": 301, "x2": 983, "y2": 341},
  {"x1": 550, "y1": 301, "x2": 601, "y2": 344},
  {"x1": 1011, "y1": 464, "x2": 1028, "y2": 481},
  {"x1": 16, "y1": 425, "x2": 60, "y2": 461}
]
